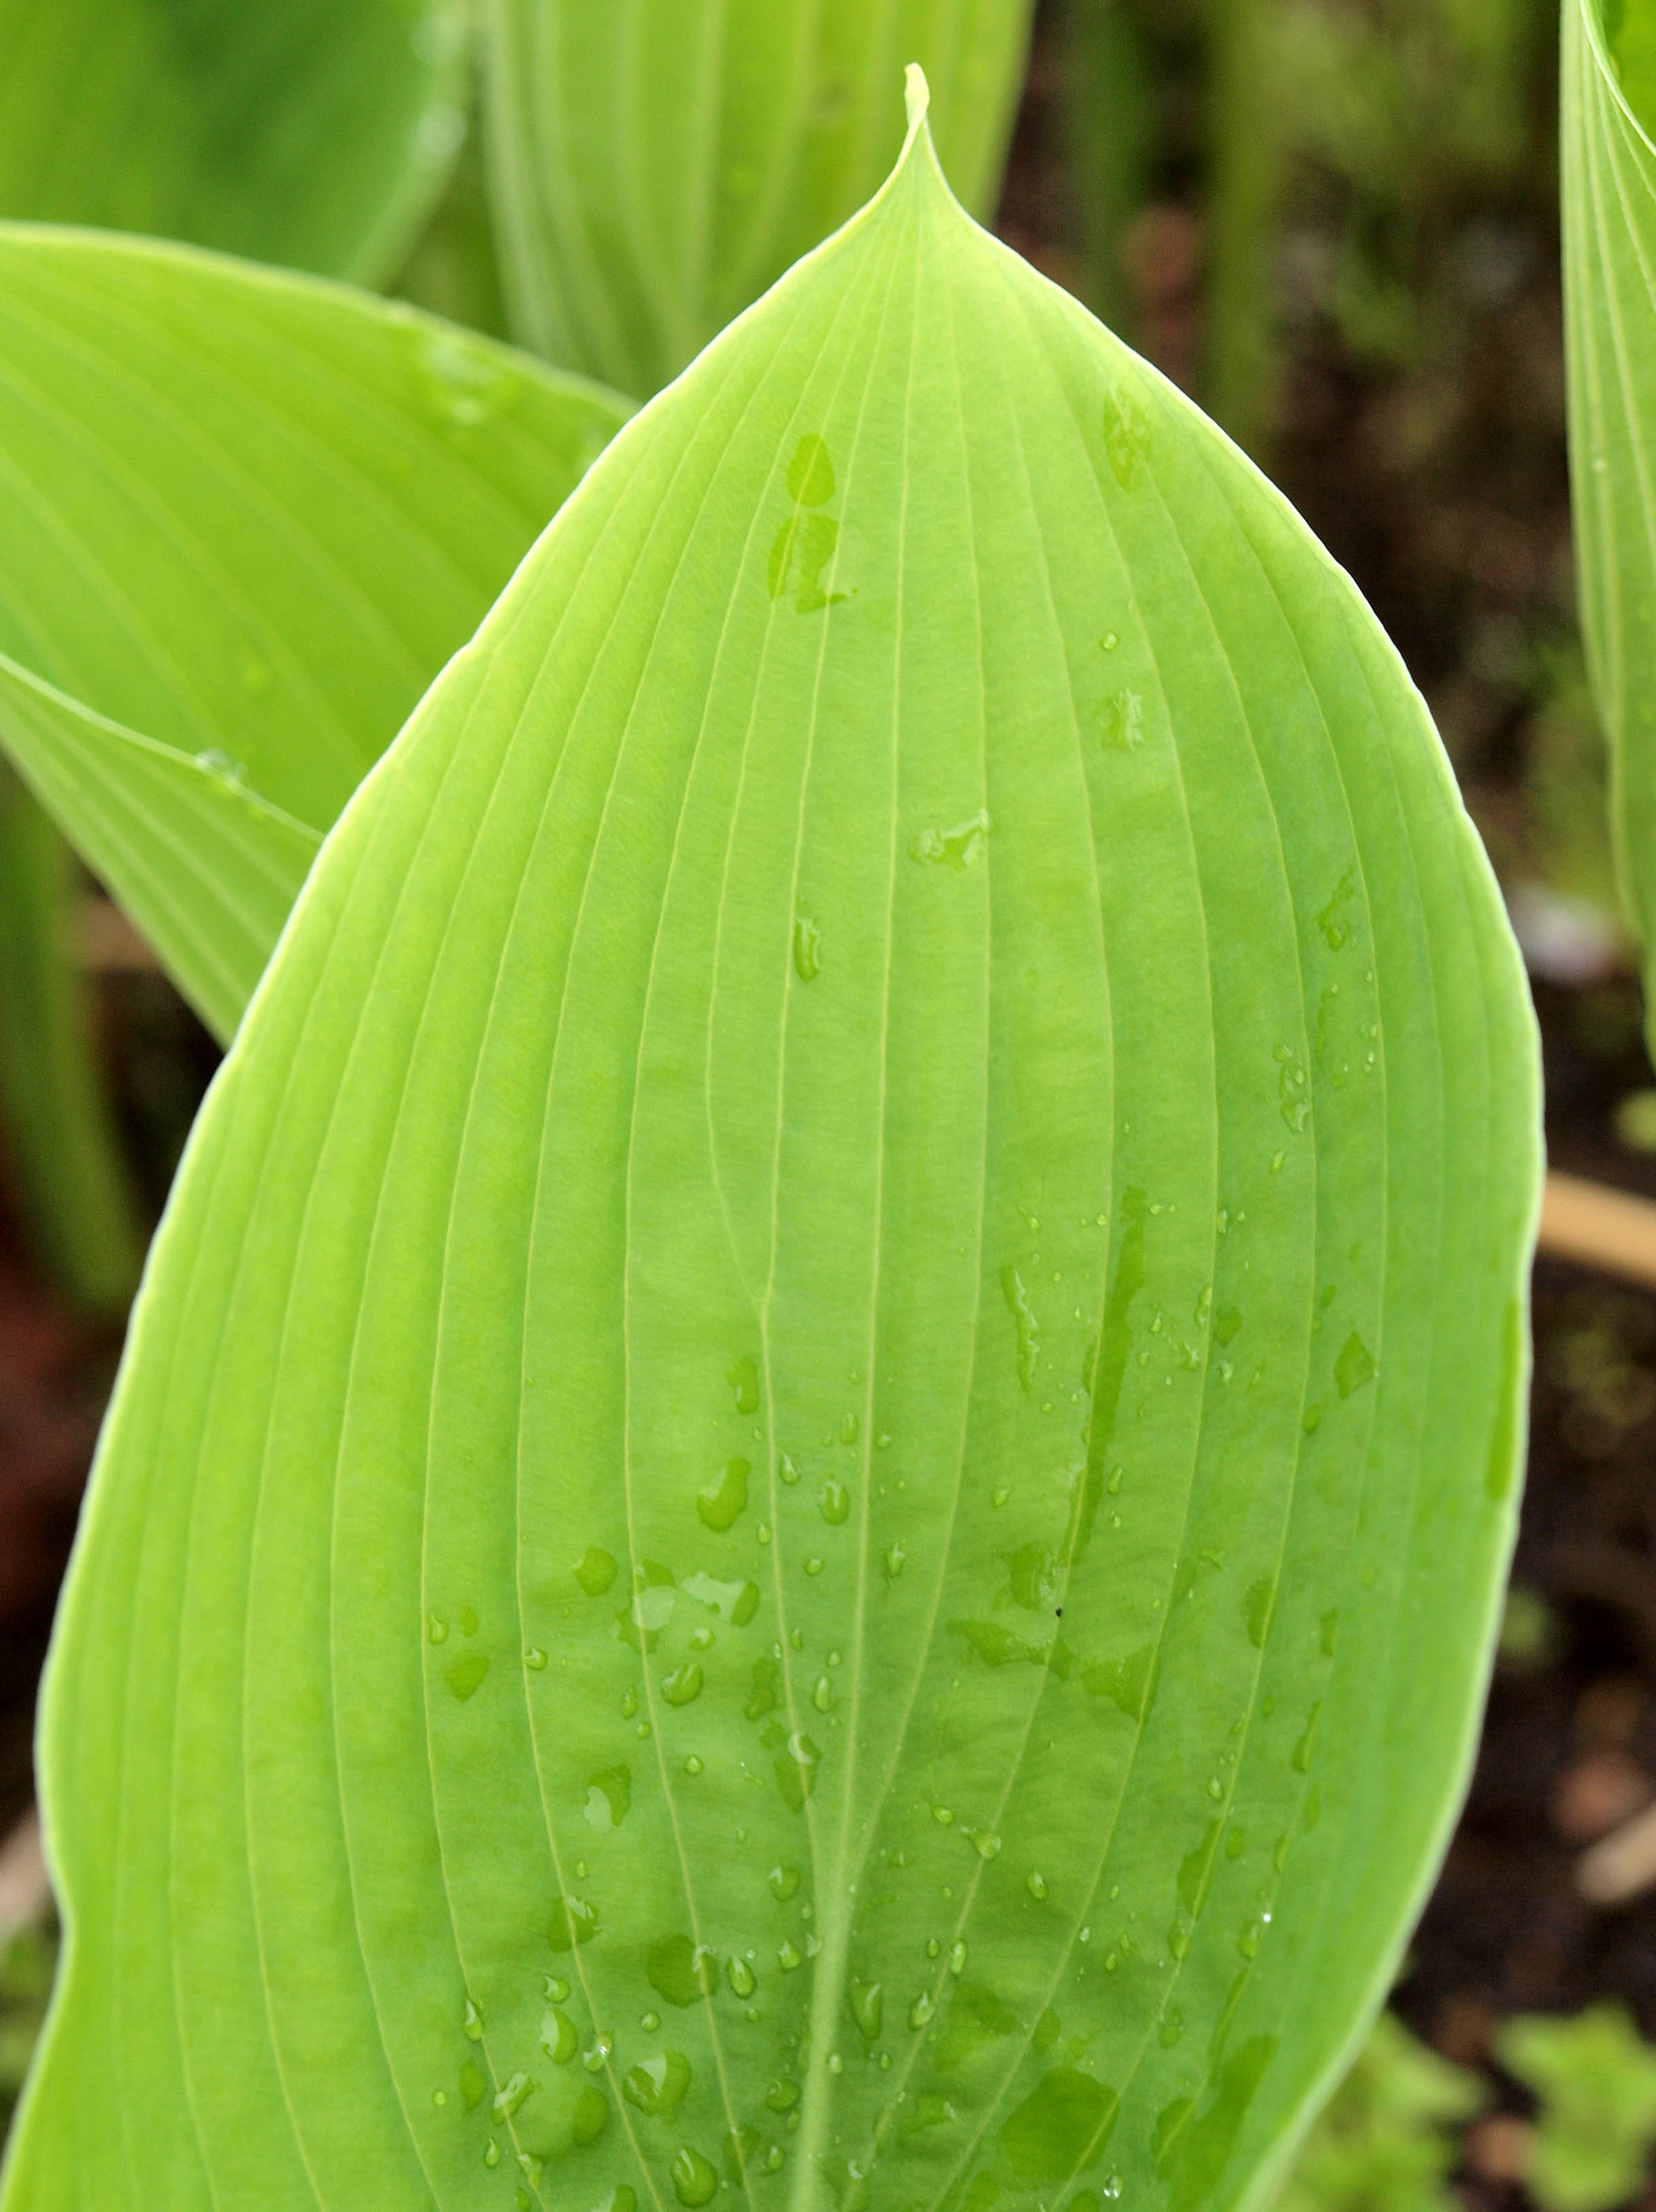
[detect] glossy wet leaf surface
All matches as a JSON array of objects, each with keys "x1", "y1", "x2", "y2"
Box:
[
  {"x1": 485, "y1": 0, "x2": 1035, "y2": 393},
  {"x1": 7, "y1": 86, "x2": 1540, "y2": 2212},
  {"x1": 0, "y1": 0, "x2": 469, "y2": 284},
  {"x1": 1563, "y1": 0, "x2": 1656, "y2": 981},
  {"x1": 0, "y1": 227, "x2": 630, "y2": 1038}
]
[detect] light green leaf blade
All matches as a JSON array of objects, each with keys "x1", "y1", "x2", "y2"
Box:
[
  {"x1": 0, "y1": 0, "x2": 470, "y2": 284},
  {"x1": 483, "y1": 0, "x2": 1036, "y2": 393},
  {"x1": 0, "y1": 224, "x2": 632, "y2": 1038},
  {"x1": 1563, "y1": 0, "x2": 1656, "y2": 992},
  {"x1": 9, "y1": 84, "x2": 1539, "y2": 2212}
]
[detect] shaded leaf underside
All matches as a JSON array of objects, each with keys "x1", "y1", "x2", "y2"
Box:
[
  {"x1": 0, "y1": 227, "x2": 631, "y2": 1037},
  {"x1": 0, "y1": 0, "x2": 468, "y2": 284},
  {"x1": 7, "y1": 113, "x2": 1538, "y2": 2212}
]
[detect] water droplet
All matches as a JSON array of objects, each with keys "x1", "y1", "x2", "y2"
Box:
[
  {"x1": 765, "y1": 2077, "x2": 801, "y2": 2112},
  {"x1": 540, "y1": 2008, "x2": 579, "y2": 2064},
  {"x1": 427, "y1": 1615, "x2": 449, "y2": 1643},
  {"x1": 1001, "y1": 1265, "x2": 1041, "y2": 1394},
  {"x1": 1028, "y1": 1871, "x2": 1048, "y2": 1899},
  {"x1": 779, "y1": 1940, "x2": 803, "y2": 1971},
  {"x1": 766, "y1": 2145, "x2": 786, "y2": 2171},
  {"x1": 1103, "y1": 632, "x2": 1119, "y2": 651},
  {"x1": 194, "y1": 746, "x2": 246, "y2": 783},
  {"x1": 1003, "y1": 2066, "x2": 1120, "y2": 2180},
  {"x1": 697, "y1": 1457, "x2": 750, "y2": 1532},
  {"x1": 462, "y1": 1998, "x2": 484, "y2": 2040},
  {"x1": 577, "y1": 1547, "x2": 617, "y2": 1595},
  {"x1": 809, "y1": 1675, "x2": 833, "y2": 1713},
  {"x1": 1102, "y1": 383, "x2": 1150, "y2": 489},
  {"x1": 584, "y1": 1764, "x2": 632, "y2": 1832},
  {"x1": 804, "y1": 1555, "x2": 824, "y2": 1576},
  {"x1": 684, "y1": 1754, "x2": 704, "y2": 1776},
  {"x1": 780, "y1": 1453, "x2": 800, "y2": 1485},
  {"x1": 524, "y1": 1646, "x2": 547, "y2": 1670},
  {"x1": 1207, "y1": 1776, "x2": 1224, "y2": 1802},
  {"x1": 1335, "y1": 1332, "x2": 1376, "y2": 1398},
  {"x1": 909, "y1": 1992, "x2": 935, "y2": 2030},
  {"x1": 647, "y1": 1934, "x2": 717, "y2": 2007},
  {"x1": 968, "y1": 1830, "x2": 1002, "y2": 1860},
  {"x1": 1098, "y1": 688, "x2": 1144, "y2": 752},
  {"x1": 662, "y1": 1661, "x2": 704, "y2": 1706},
  {"x1": 549, "y1": 1894, "x2": 598, "y2": 1950},
  {"x1": 584, "y1": 2032, "x2": 615, "y2": 2072},
  {"x1": 769, "y1": 1864, "x2": 800, "y2": 1901},
  {"x1": 828, "y1": 2051, "x2": 844, "y2": 2075},
  {"x1": 572, "y1": 2085, "x2": 609, "y2": 2146},
  {"x1": 492, "y1": 2070, "x2": 536, "y2": 2120},
  {"x1": 949, "y1": 1940, "x2": 967, "y2": 1977},
  {"x1": 794, "y1": 917, "x2": 823, "y2": 981},
  {"x1": 851, "y1": 1981, "x2": 883, "y2": 2039},
  {"x1": 545, "y1": 1975, "x2": 570, "y2": 2003},
  {"x1": 624, "y1": 2048, "x2": 693, "y2": 2116},
  {"x1": 787, "y1": 434, "x2": 837, "y2": 506},
  {"x1": 910, "y1": 811, "x2": 990, "y2": 869},
  {"x1": 885, "y1": 1544, "x2": 907, "y2": 1579},
  {"x1": 445, "y1": 1653, "x2": 489, "y2": 1702},
  {"x1": 484, "y1": 2138, "x2": 501, "y2": 2169},
  {"x1": 1293, "y1": 1700, "x2": 1322, "y2": 1773},
  {"x1": 819, "y1": 1478, "x2": 850, "y2": 1525},
  {"x1": 933, "y1": 1806, "x2": 955, "y2": 1826},
  {"x1": 432, "y1": 2088, "x2": 447, "y2": 2107},
  {"x1": 728, "y1": 1954, "x2": 757, "y2": 1998}
]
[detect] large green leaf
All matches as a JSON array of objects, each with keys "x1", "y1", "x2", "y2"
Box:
[
  {"x1": 0, "y1": 0, "x2": 470, "y2": 285},
  {"x1": 483, "y1": 0, "x2": 1037, "y2": 393},
  {"x1": 7, "y1": 80, "x2": 1538, "y2": 2212},
  {"x1": 0, "y1": 225, "x2": 632, "y2": 1039},
  {"x1": 1563, "y1": 0, "x2": 1656, "y2": 977}
]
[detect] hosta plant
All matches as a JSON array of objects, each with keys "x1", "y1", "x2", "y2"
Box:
[{"x1": 0, "y1": 69, "x2": 1539, "y2": 2212}]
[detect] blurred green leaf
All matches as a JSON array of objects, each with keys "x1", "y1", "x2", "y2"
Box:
[
  {"x1": 7, "y1": 80, "x2": 1538, "y2": 2212},
  {"x1": 1564, "y1": 0, "x2": 1656, "y2": 1020},
  {"x1": 0, "y1": 225, "x2": 631, "y2": 1039},
  {"x1": 1278, "y1": 2013, "x2": 1487, "y2": 2212},
  {"x1": 1498, "y1": 2006, "x2": 1656, "y2": 2212},
  {"x1": 0, "y1": 0, "x2": 471, "y2": 284},
  {"x1": 483, "y1": 0, "x2": 1037, "y2": 393}
]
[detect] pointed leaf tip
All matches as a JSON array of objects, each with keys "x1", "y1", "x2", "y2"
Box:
[{"x1": 903, "y1": 63, "x2": 931, "y2": 135}]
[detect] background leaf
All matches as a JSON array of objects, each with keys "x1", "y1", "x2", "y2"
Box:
[
  {"x1": 0, "y1": 763, "x2": 144, "y2": 1309},
  {"x1": 1563, "y1": 0, "x2": 1656, "y2": 990},
  {"x1": 6, "y1": 92, "x2": 1538, "y2": 2212},
  {"x1": 0, "y1": 225, "x2": 632, "y2": 1038},
  {"x1": 0, "y1": 0, "x2": 471, "y2": 286},
  {"x1": 483, "y1": 0, "x2": 1038, "y2": 393}
]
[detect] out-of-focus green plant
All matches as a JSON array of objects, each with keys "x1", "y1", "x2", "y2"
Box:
[
  {"x1": 0, "y1": 766, "x2": 143, "y2": 1311},
  {"x1": 0, "y1": 1924, "x2": 54, "y2": 2142},
  {"x1": 1497, "y1": 2006, "x2": 1656, "y2": 2212},
  {"x1": 1204, "y1": 0, "x2": 1553, "y2": 446},
  {"x1": 1277, "y1": 2013, "x2": 1487, "y2": 2212},
  {"x1": 1059, "y1": 0, "x2": 1156, "y2": 334}
]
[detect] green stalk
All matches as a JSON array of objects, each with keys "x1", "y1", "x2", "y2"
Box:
[
  {"x1": 1203, "y1": 0, "x2": 1287, "y2": 451},
  {"x1": 1060, "y1": 0, "x2": 1155, "y2": 337},
  {"x1": 0, "y1": 767, "x2": 144, "y2": 1314}
]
